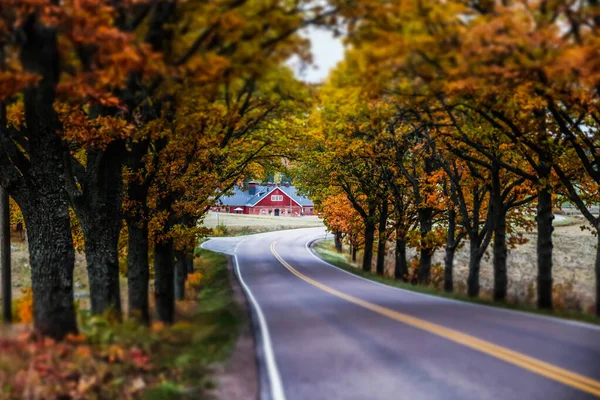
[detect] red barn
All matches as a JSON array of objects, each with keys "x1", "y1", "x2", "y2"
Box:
[{"x1": 213, "y1": 182, "x2": 315, "y2": 216}]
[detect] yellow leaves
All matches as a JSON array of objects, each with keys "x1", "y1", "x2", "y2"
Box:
[{"x1": 6, "y1": 102, "x2": 25, "y2": 129}]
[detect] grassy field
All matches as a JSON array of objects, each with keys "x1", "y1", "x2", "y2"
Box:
[
  {"x1": 312, "y1": 240, "x2": 600, "y2": 325},
  {"x1": 202, "y1": 212, "x2": 324, "y2": 235}
]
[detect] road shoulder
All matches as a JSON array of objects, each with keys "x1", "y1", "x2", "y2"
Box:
[{"x1": 210, "y1": 256, "x2": 259, "y2": 400}]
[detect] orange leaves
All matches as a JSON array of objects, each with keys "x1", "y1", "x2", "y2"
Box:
[
  {"x1": 185, "y1": 272, "x2": 204, "y2": 291},
  {"x1": 0, "y1": 327, "x2": 156, "y2": 399},
  {"x1": 58, "y1": 104, "x2": 135, "y2": 148},
  {"x1": 320, "y1": 193, "x2": 366, "y2": 248},
  {"x1": 0, "y1": 71, "x2": 40, "y2": 101},
  {"x1": 2, "y1": 1, "x2": 164, "y2": 110},
  {"x1": 14, "y1": 288, "x2": 33, "y2": 324}
]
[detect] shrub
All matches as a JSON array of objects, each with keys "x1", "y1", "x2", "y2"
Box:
[
  {"x1": 404, "y1": 259, "x2": 444, "y2": 290},
  {"x1": 553, "y1": 278, "x2": 583, "y2": 313},
  {"x1": 429, "y1": 263, "x2": 445, "y2": 291},
  {"x1": 212, "y1": 223, "x2": 230, "y2": 237},
  {"x1": 186, "y1": 272, "x2": 204, "y2": 292}
]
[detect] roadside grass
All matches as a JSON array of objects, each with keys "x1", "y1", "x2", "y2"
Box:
[
  {"x1": 551, "y1": 215, "x2": 581, "y2": 227},
  {"x1": 0, "y1": 248, "x2": 242, "y2": 400},
  {"x1": 523, "y1": 214, "x2": 582, "y2": 227},
  {"x1": 202, "y1": 213, "x2": 323, "y2": 236},
  {"x1": 143, "y1": 248, "x2": 242, "y2": 399},
  {"x1": 312, "y1": 240, "x2": 600, "y2": 326}
]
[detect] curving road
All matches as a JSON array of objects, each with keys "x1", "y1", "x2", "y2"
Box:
[{"x1": 203, "y1": 227, "x2": 600, "y2": 400}]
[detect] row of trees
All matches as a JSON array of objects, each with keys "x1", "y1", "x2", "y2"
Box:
[
  {"x1": 0, "y1": 0, "x2": 341, "y2": 339},
  {"x1": 296, "y1": 0, "x2": 600, "y2": 314}
]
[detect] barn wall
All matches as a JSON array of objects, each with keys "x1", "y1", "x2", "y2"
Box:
[{"x1": 253, "y1": 188, "x2": 300, "y2": 208}]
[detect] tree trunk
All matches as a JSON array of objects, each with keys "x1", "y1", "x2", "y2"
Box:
[
  {"x1": 154, "y1": 238, "x2": 175, "y2": 324},
  {"x1": 492, "y1": 213, "x2": 507, "y2": 301},
  {"x1": 394, "y1": 234, "x2": 407, "y2": 281},
  {"x1": 71, "y1": 143, "x2": 123, "y2": 317},
  {"x1": 351, "y1": 245, "x2": 357, "y2": 263},
  {"x1": 444, "y1": 208, "x2": 457, "y2": 293},
  {"x1": 467, "y1": 237, "x2": 481, "y2": 298},
  {"x1": 82, "y1": 221, "x2": 122, "y2": 316},
  {"x1": 491, "y1": 170, "x2": 508, "y2": 302},
  {"x1": 7, "y1": 12, "x2": 78, "y2": 339},
  {"x1": 174, "y1": 250, "x2": 186, "y2": 301},
  {"x1": 1, "y1": 188, "x2": 11, "y2": 323},
  {"x1": 126, "y1": 217, "x2": 150, "y2": 324},
  {"x1": 376, "y1": 203, "x2": 388, "y2": 275},
  {"x1": 186, "y1": 251, "x2": 194, "y2": 274},
  {"x1": 417, "y1": 207, "x2": 433, "y2": 284},
  {"x1": 444, "y1": 246, "x2": 455, "y2": 293},
  {"x1": 20, "y1": 193, "x2": 78, "y2": 339},
  {"x1": 124, "y1": 141, "x2": 152, "y2": 323},
  {"x1": 334, "y1": 231, "x2": 343, "y2": 253},
  {"x1": 362, "y1": 220, "x2": 376, "y2": 272},
  {"x1": 596, "y1": 230, "x2": 600, "y2": 317},
  {"x1": 536, "y1": 187, "x2": 554, "y2": 310}
]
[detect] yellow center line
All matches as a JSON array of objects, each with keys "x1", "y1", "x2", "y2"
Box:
[{"x1": 270, "y1": 241, "x2": 600, "y2": 397}]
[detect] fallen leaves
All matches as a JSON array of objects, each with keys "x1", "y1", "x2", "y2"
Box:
[{"x1": 0, "y1": 330, "x2": 155, "y2": 399}]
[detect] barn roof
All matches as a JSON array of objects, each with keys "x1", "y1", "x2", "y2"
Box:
[{"x1": 217, "y1": 185, "x2": 314, "y2": 207}]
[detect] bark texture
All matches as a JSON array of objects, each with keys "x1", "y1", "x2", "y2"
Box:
[
  {"x1": 417, "y1": 207, "x2": 433, "y2": 284},
  {"x1": 376, "y1": 202, "x2": 388, "y2": 275},
  {"x1": 362, "y1": 221, "x2": 376, "y2": 272},
  {"x1": 124, "y1": 141, "x2": 152, "y2": 323},
  {"x1": 394, "y1": 235, "x2": 407, "y2": 281},
  {"x1": 70, "y1": 144, "x2": 124, "y2": 316},
  {"x1": 174, "y1": 250, "x2": 187, "y2": 301},
  {"x1": 127, "y1": 217, "x2": 150, "y2": 323},
  {"x1": 154, "y1": 238, "x2": 175, "y2": 323},
  {"x1": 334, "y1": 231, "x2": 343, "y2": 253},
  {"x1": 491, "y1": 171, "x2": 508, "y2": 301},
  {"x1": 596, "y1": 231, "x2": 600, "y2": 317},
  {"x1": 467, "y1": 238, "x2": 483, "y2": 297},
  {"x1": 1, "y1": 188, "x2": 11, "y2": 323},
  {"x1": 5, "y1": 17, "x2": 78, "y2": 338},
  {"x1": 536, "y1": 188, "x2": 554, "y2": 310},
  {"x1": 444, "y1": 208, "x2": 457, "y2": 293}
]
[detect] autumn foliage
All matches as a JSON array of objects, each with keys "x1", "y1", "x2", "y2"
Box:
[
  {"x1": 296, "y1": 0, "x2": 600, "y2": 315},
  {"x1": 0, "y1": 0, "x2": 336, "y2": 339}
]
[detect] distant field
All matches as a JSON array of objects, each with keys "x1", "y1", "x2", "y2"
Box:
[{"x1": 202, "y1": 212, "x2": 324, "y2": 235}]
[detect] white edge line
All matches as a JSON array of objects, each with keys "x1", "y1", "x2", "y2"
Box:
[
  {"x1": 200, "y1": 238, "x2": 286, "y2": 399},
  {"x1": 233, "y1": 247, "x2": 286, "y2": 400},
  {"x1": 305, "y1": 235, "x2": 600, "y2": 332}
]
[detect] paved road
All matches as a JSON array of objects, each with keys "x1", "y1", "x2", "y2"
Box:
[{"x1": 203, "y1": 227, "x2": 600, "y2": 400}]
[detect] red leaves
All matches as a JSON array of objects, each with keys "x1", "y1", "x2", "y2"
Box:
[{"x1": 0, "y1": 329, "x2": 155, "y2": 399}]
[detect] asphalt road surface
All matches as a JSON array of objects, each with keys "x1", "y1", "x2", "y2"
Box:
[{"x1": 202, "y1": 227, "x2": 600, "y2": 400}]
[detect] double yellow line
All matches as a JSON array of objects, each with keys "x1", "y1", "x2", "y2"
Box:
[{"x1": 270, "y1": 241, "x2": 600, "y2": 397}]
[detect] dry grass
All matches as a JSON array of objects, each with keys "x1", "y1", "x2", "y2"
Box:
[
  {"x1": 202, "y1": 212, "x2": 323, "y2": 235},
  {"x1": 330, "y1": 216, "x2": 598, "y2": 314}
]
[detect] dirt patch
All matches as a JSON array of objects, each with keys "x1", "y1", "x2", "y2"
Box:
[{"x1": 209, "y1": 257, "x2": 259, "y2": 400}]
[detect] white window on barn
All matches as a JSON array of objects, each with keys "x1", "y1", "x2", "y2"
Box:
[{"x1": 271, "y1": 195, "x2": 283, "y2": 201}]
